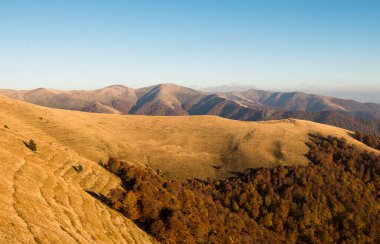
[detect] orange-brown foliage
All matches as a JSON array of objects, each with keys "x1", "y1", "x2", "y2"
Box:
[{"x1": 98, "y1": 134, "x2": 379, "y2": 243}]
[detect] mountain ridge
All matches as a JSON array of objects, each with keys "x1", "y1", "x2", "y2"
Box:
[{"x1": 1, "y1": 83, "x2": 379, "y2": 134}]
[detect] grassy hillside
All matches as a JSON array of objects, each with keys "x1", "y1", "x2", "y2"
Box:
[
  {"x1": 1, "y1": 96, "x2": 377, "y2": 180},
  {"x1": 0, "y1": 96, "x2": 378, "y2": 242},
  {"x1": 0, "y1": 106, "x2": 154, "y2": 242}
]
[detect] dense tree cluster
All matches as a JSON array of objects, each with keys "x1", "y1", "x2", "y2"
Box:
[
  {"x1": 354, "y1": 131, "x2": 380, "y2": 150},
  {"x1": 98, "y1": 134, "x2": 379, "y2": 243},
  {"x1": 102, "y1": 157, "x2": 278, "y2": 243}
]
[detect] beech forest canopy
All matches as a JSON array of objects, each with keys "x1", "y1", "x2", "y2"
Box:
[{"x1": 90, "y1": 133, "x2": 380, "y2": 243}]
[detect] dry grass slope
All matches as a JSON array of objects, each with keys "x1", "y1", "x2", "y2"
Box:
[
  {"x1": 0, "y1": 98, "x2": 155, "y2": 243},
  {"x1": 0, "y1": 96, "x2": 377, "y2": 242}
]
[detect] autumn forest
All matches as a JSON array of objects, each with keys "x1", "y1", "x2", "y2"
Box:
[{"x1": 90, "y1": 134, "x2": 380, "y2": 243}]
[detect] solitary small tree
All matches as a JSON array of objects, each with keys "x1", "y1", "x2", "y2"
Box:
[{"x1": 24, "y1": 139, "x2": 37, "y2": 151}]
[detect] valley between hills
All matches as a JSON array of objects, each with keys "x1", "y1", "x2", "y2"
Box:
[{"x1": 0, "y1": 95, "x2": 378, "y2": 242}]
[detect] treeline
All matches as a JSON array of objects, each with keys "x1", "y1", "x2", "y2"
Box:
[
  {"x1": 354, "y1": 131, "x2": 380, "y2": 150},
  {"x1": 97, "y1": 134, "x2": 379, "y2": 243}
]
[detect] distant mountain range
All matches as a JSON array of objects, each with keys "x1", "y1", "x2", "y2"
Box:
[{"x1": 1, "y1": 83, "x2": 379, "y2": 134}]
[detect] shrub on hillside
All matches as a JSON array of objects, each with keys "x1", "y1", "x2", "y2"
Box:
[
  {"x1": 24, "y1": 139, "x2": 37, "y2": 151},
  {"x1": 73, "y1": 164, "x2": 83, "y2": 172}
]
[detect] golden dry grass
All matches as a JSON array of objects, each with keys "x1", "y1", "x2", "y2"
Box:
[
  {"x1": 0, "y1": 98, "x2": 155, "y2": 243},
  {"x1": 0, "y1": 96, "x2": 377, "y2": 242}
]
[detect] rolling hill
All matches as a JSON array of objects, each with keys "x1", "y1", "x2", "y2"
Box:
[
  {"x1": 0, "y1": 96, "x2": 378, "y2": 242},
  {"x1": 1, "y1": 84, "x2": 379, "y2": 134}
]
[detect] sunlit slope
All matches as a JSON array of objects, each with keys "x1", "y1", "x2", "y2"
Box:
[
  {"x1": 0, "y1": 96, "x2": 378, "y2": 242},
  {"x1": 0, "y1": 96, "x2": 376, "y2": 180},
  {"x1": 0, "y1": 100, "x2": 155, "y2": 242}
]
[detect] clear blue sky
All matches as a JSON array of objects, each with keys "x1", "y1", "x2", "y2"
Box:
[{"x1": 0, "y1": 0, "x2": 379, "y2": 97}]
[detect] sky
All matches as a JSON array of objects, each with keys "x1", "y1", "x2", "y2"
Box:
[{"x1": 0, "y1": 0, "x2": 379, "y2": 102}]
